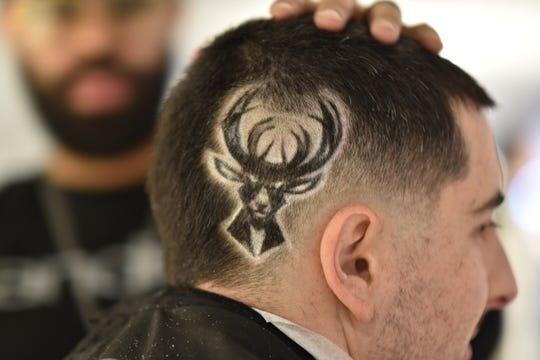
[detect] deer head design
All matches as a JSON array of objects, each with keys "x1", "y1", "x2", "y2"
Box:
[{"x1": 212, "y1": 90, "x2": 343, "y2": 257}]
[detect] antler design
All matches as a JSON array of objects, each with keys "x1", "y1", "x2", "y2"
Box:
[{"x1": 222, "y1": 90, "x2": 343, "y2": 182}]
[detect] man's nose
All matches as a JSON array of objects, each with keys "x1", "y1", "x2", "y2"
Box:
[
  {"x1": 71, "y1": 12, "x2": 116, "y2": 60},
  {"x1": 485, "y1": 238, "x2": 518, "y2": 311}
]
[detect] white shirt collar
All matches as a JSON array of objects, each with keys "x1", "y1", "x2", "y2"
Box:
[{"x1": 253, "y1": 308, "x2": 353, "y2": 360}]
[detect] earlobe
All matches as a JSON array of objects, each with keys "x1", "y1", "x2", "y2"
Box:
[{"x1": 320, "y1": 205, "x2": 379, "y2": 323}]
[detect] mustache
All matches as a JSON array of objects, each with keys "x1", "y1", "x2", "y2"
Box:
[{"x1": 58, "y1": 57, "x2": 141, "y2": 90}]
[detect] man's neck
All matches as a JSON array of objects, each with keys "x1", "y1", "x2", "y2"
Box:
[
  {"x1": 45, "y1": 141, "x2": 153, "y2": 191},
  {"x1": 197, "y1": 280, "x2": 352, "y2": 357}
]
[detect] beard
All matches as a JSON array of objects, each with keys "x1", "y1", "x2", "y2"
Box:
[{"x1": 21, "y1": 56, "x2": 169, "y2": 157}]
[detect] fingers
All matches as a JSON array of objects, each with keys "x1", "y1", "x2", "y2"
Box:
[
  {"x1": 366, "y1": 1, "x2": 402, "y2": 44},
  {"x1": 270, "y1": 0, "x2": 315, "y2": 21},
  {"x1": 270, "y1": 0, "x2": 356, "y2": 32},
  {"x1": 403, "y1": 23, "x2": 443, "y2": 53},
  {"x1": 366, "y1": 2, "x2": 443, "y2": 53},
  {"x1": 269, "y1": 0, "x2": 444, "y2": 53},
  {"x1": 313, "y1": 0, "x2": 356, "y2": 32}
]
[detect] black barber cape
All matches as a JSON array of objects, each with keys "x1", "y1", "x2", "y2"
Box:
[{"x1": 67, "y1": 287, "x2": 315, "y2": 360}]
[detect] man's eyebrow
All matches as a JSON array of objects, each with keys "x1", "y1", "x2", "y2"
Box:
[{"x1": 472, "y1": 191, "x2": 505, "y2": 214}]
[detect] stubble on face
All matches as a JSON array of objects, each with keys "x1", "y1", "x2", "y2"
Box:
[
  {"x1": 365, "y1": 103, "x2": 506, "y2": 360},
  {"x1": 368, "y1": 191, "x2": 487, "y2": 359}
]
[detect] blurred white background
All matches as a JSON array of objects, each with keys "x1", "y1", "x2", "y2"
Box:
[{"x1": 1, "y1": 1, "x2": 539, "y2": 359}]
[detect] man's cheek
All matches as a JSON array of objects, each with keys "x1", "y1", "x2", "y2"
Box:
[
  {"x1": 118, "y1": 26, "x2": 170, "y2": 71},
  {"x1": 20, "y1": 45, "x2": 74, "y2": 88},
  {"x1": 453, "y1": 250, "x2": 489, "y2": 340},
  {"x1": 467, "y1": 244, "x2": 490, "y2": 304}
]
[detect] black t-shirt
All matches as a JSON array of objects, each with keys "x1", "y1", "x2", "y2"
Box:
[
  {"x1": 67, "y1": 287, "x2": 315, "y2": 360},
  {"x1": 0, "y1": 176, "x2": 165, "y2": 360}
]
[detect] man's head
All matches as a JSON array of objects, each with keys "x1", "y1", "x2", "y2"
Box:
[
  {"x1": 1, "y1": 0, "x2": 177, "y2": 155},
  {"x1": 149, "y1": 17, "x2": 517, "y2": 359}
]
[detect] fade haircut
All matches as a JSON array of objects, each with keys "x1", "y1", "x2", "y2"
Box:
[{"x1": 149, "y1": 16, "x2": 494, "y2": 288}]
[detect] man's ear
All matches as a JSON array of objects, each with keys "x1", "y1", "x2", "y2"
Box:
[{"x1": 320, "y1": 204, "x2": 381, "y2": 323}]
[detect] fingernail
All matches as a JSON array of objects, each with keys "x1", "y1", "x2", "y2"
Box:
[
  {"x1": 376, "y1": 19, "x2": 397, "y2": 34},
  {"x1": 272, "y1": 1, "x2": 295, "y2": 16},
  {"x1": 317, "y1": 9, "x2": 343, "y2": 24}
]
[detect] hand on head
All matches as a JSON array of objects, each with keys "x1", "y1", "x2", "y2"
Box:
[{"x1": 270, "y1": 0, "x2": 443, "y2": 53}]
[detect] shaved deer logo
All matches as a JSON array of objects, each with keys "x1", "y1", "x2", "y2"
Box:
[{"x1": 212, "y1": 90, "x2": 343, "y2": 258}]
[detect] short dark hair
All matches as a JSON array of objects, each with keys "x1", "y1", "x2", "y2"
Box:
[{"x1": 149, "y1": 16, "x2": 494, "y2": 288}]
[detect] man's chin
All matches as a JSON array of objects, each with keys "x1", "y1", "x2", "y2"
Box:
[{"x1": 69, "y1": 105, "x2": 130, "y2": 120}]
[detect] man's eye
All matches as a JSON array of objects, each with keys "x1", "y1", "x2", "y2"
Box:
[
  {"x1": 27, "y1": 0, "x2": 79, "y2": 21},
  {"x1": 477, "y1": 220, "x2": 500, "y2": 235}
]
